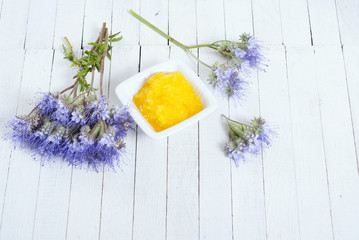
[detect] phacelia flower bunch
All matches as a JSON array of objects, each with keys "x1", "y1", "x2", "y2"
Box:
[
  {"x1": 222, "y1": 115, "x2": 275, "y2": 166},
  {"x1": 130, "y1": 10, "x2": 266, "y2": 102},
  {"x1": 7, "y1": 23, "x2": 134, "y2": 171}
]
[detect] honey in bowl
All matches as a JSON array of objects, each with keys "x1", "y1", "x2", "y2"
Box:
[{"x1": 133, "y1": 71, "x2": 203, "y2": 132}]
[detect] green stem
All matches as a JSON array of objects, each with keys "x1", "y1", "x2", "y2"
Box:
[
  {"x1": 187, "y1": 44, "x2": 214, "y2": 49},
  {"x1": 222, "y1": 114, "x2": 253, "y2": 129},
  {"x1": 129, "y1": 9, "x2": 212, "y2": 69}
]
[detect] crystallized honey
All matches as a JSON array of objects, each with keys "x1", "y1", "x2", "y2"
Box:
[{"x1": 133, "y1": 71, "x2": 203, "y2": 132}]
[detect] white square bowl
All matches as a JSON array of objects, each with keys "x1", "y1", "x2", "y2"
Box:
[{"x1": 115, "y1": 59, "x2": 218, "y2": 139}]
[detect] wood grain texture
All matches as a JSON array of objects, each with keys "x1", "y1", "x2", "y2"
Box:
[
  {"x1": 0, "y1": 50, "x2": 25, "y2": 227},
  {"x1": 259, "y1": 46, "x2": 301, "y2": 240},
  {"x1": 132, "y1": 46, "x2": 169, "y2": 240},
  {"x1": 32, "y1": 50, "x2": 74, "y2": 240},
  {"x1": 226, "y1": 0, "x2": 267, "y2": 239},
  {"x1": 0, "y1": 0, "x2": 31, "y2": 49},
  {"x1": 197, "y1": 0, "x2": 232, "y2": 239},
  {"x1": 335, "y1": 0, "x2": 359, "y2": 45},
  {"x1": 252, "y1": 0, "x2": 282, "y2": 45},
  {"x1": 315, "y1": 45, "x2": 359, "y2": 239},
  {"x1": 279, "y1": 0, "x2": 312, "y2": 46},
  {"x1": 53, "y1": 0, "x2": 85, "y2": 49},
  {"x1": 99, "y1": 46, "x2": 139, "y2": 240},
  {"x1": 25, "y1": 0, "x2": 57, "y2": 49},
  {"x1": 342, "y1": 45, "x2": 359, "y2": 173},
  {"x1": 307, "y1": 0, "x2": 341, "y2": 45},
  {"x1": 0, "y1": 49, "x2": 54, "y2": 239},
  {"x1": 286, "y1": 46, "x2": 333, "y2": 239},
  {"x1": 139, "y1": 0, "x2": 168, "y2": 45}
]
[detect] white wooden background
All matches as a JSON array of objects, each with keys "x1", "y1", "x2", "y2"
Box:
[{"x1": 0, "y1": 0, "x2": 358, "y2": 239}]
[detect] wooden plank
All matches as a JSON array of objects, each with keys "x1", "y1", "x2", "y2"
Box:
[
  {"x1": 112, "y1": 0, "x2": 140, "y2": 45},
  {"x1": 286, "y1": 46, "x2": 333, "y2": 239},
  {"x1": 99, "y1": 46, "x2": 139, "y2": 240},
  {"x1": 82, "y1": 0, "x2": 112, "y2": 48},
  {"x1": 224, "y1": 0, "x2": 253, "y2": 37},
  {"x1": 197, "y1": 0, "x2": 232, "y2": 239},
  {"x1": 225, "y1": 0, "x2": 267, "y2": 239},
  {"x1": 229, "y1": 71, "x2": 267, "y2": 240},
  {"x1": 53, "y1": 0, "x2": 85, "y2": 50},
  {"x1": 198, "y1": 47, "x2": 232, "y2": 240},
  {"x1": 252, "y1": 0, "x2": 282, "y2": 45},
  {"x1": 0, "y1": 49, "x2": 54, "y2": 239},
  {"x1": 167, "y1": 1, "x2": 198, "y2": 238},
  {"x1": 25, "y1": 0, "x2": 57, "y2": 49},
  {"x1": 315, "y1": 45, "x2": 359, "y2": 239},
  {"x1": 66, "y1": 55, "x2": 111, "y2": 240},
  {"x1": 342, "y1": 45, "x2": 359, "y2": 172},
  {"x1": 132, "y1": 46, "x2": 169, "y2": 240},
  {"x1": 168, "y1": 0, "x2": 196, "y2": 46},
  {"x1": 139, "y1": 0, "x2": 168, "y2": 45},
  {"x1": 0, "y1": 0, "x2": 31, "y2": 49},
  {"x1": 0, "y1": 50, "x2": 25, "y2": 226},
  {"x1": 32, "y1": 49, "x2": 76, "y2": 240},
  {"x1": 306, "y1": 0, "x2": 341, "y2": 45},
  {"x1": 258, "y1": 46, "x2": 301, "y2": 240},
  {"x1": 166, "y1": 47, "x2": 199, "y2": 240},
  {"x1": 335, "y1": 0, "x2": 359, "y2": 45},
  {"x1": 279, "y1": 0, "x2": 312, "y2": 46}
]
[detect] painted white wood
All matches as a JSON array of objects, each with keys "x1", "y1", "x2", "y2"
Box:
[
  {"x1": 306, "y1": 0, "x2": 341, "y2": 45},
  {"x1": 0, "y1": 0, "x2": 31, "y2": 49},
  {"x1": 166, "y1": 2, "x2": 199, "y2": 238},
  {"x1": 66, "y1": 60, "x2": 111, "y2": 240},
  {"x1": 225, "y1": 1, "x2": 267, "y2": 239},
  {"x1": 315, "y1": 45, "x2": 359, "y2": 239},
  {"x1": 198, "y1": 47, "x2": 233, "y2": 240},
  {"x1": 335, "y1": 0, "x2": 359, "y2": 45},
  {"x1": 82, "y1": 0, "x2": 112, "y2": 48},
  {"x1": 25, "y1": 0, "x2": 57, "y2": 49},
  {"x1": 112, "y1": 0, "x2": 140, "y2": 45},
  {"x1": 342, "y1": 45, "x2": 359, "y2": 172},
  {"x1": 53, "y1": 0, "x2": 85, "y2": 50},
  {"x1": 229, "y1": 71, "x2": 267, "y2": 240},
  {"x1": 224, "y1": 0, "x2": 253, "y2": 37},
  {"x1": 139, "y1": 0, "x2": 168, "y2": 45},
  {"x1": 99, "y1": 46, "x2": 139, "y2": 240},
  {"x1": 279, "y1": 0, "x2": 312, "y2": 46},
  {"x1": 252, "y1": 0, "x2": 282, "y2": 45},
  {"x1": 0, "y1": 50, "x2": 25, "y2": 226},
  {"x1": 286, "y1": 46, "x2": 333, "y2": 239},
  {"x1": 0, "y1": 49, "x2": 54, "y2": 239},
  {"x1": 258, "y1": 46, "x2": 301, "y2": 240},
  {"x1": 168, "y1": 0, "x2": 196, "y2": 47},
  {"x1": 31, "y1": 49, "x2": 76, "y2": 240},
  {"x1": 132, "y1": 46, "x2": 169, "y2": 240},
  {"x1": 197, "y1": 0, "x2": 232, "y2": 239},
  {"x1": 166, "y1": 47, "x2": 199, "y2": 240}
]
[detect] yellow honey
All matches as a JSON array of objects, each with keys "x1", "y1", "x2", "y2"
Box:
[{"x1": 133, "y1": 71, "x2": 203, "y2": 132}]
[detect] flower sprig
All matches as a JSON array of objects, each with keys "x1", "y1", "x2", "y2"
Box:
[
  {"x1": 7, "y1": 23, "x2": 134, "y2": 171},
  {"x1": 222, "y1": 115, "x2": 275, "y2": 166},
  {"x1": 129, "y1": 10, "x2": 266, "y2": 102}
]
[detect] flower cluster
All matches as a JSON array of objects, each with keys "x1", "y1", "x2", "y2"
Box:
[
  {"x1": 208, "y1": 34, "x2": 266, "y2": 101},
  {"x1": 223, "y1": 115, "x2": 275, "y2": 166},
  {"x1": 8, "y1": 93, "x2": 134, "y2": 171}
]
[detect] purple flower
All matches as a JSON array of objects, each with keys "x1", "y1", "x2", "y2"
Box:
[
  {"x1": 7, "y1": 117, "x2": 31, "y2": 147},
  {"x1": 108, "y1": 106, "x2": 135, "y2": 141},
  {"x1": 233, "y1": 34, "x2": 266, "y2": 70},
  {"x1": 223, "y1": 115, "x2": 275, "y2": 165},
  {"x1": 209, "y1": 64, "x2": 248, "y2": 101},
  {"x1": 85, "y1": 96, "x2": 110, "y2": 125},
  {"x1": 37, "y1": 93, "x2": 59, "y2": 116}
]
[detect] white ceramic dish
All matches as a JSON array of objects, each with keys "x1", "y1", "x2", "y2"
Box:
[{"x1": 115, "y1": 59, "x2": 218, "y2": 139}]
